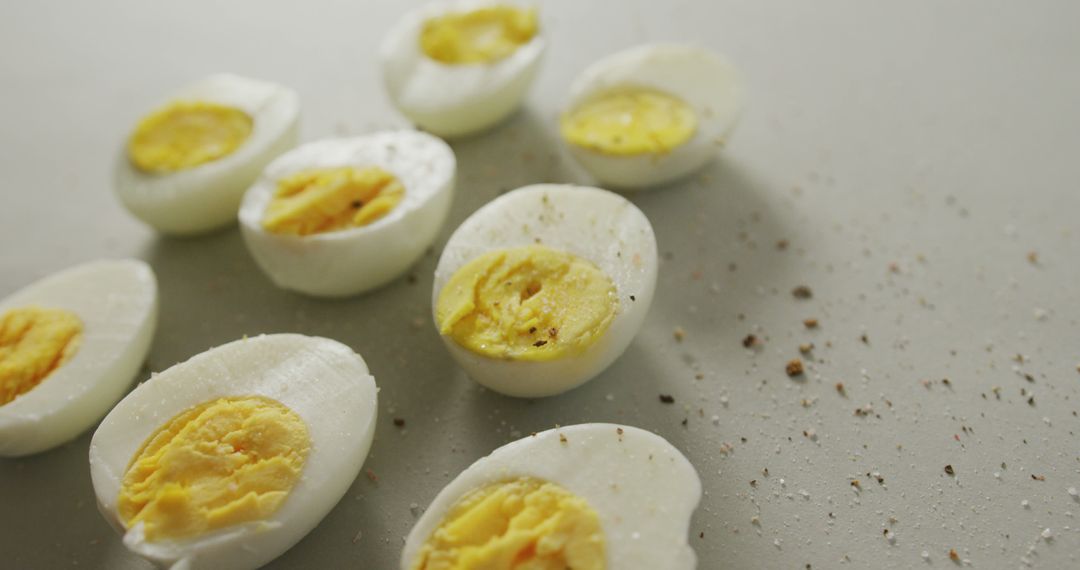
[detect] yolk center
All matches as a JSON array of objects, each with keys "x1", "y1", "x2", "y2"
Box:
[
  {"x1": 261, "y1": 166, "x2": 405, "y2": 236},
  {"x1": 435, "y1": 245, "x2": 619, "y2": 361},
  {"x1": 420, "y1": 6, "x2": 538, "y2": 65},
  {"x1": 117, "y1": 396, "x2": 310, "y2": 542},
  {"x1": 0, "y1": 306, "x2": 82, "y2": 406},
  {"x1": 128, "y1": 101, "x2": 253, "y2": 173},
  {"x1": 560, "y1": 89, "x2": 698, "y2": 156},
  {"x1": 411, "y1": 477, "x2": 606, "y2": 570}
]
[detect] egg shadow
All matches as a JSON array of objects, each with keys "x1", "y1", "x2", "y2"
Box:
[{"x1": 0, "y1": 429, "x2": 153, "y2": 569}]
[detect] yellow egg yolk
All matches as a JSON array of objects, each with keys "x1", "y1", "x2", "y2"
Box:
[
  {"x1": 128, "y1": 101, "x2": 253, "y2": 173},
  {"x1": 0, "y1": 306, "x2": 82, "y2": 406},
  {"x1": 261, "y1": 166, "x2": 406, "y2": 236},
  {"x1": 117, "y1": 396, "x2": 310, "y2": 542},
  {"x1": 420, "y1": 5, "x2": 538, "y2": 64},
  {"x1": 436, "y1": 245, "x2": 618, "y2": 362},
  {"x1": 560, "y1": 89, "x2": 698, "y2": 156},
  {"x1": 411, "y1": 477, "x2": 605, "y2": 570}
]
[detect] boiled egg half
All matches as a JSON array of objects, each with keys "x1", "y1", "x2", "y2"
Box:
[
  {"x1": 90, "y1": 334, "x2": 377, "y2": 570},
  {"x1": 381, "y1": 0, "x2": 545, "y2": 137},
  {"x1": 0, "y1": 259, "x2": 157, "y2": 457},
  {"x1": 239, "y1": 130, "x2": 456, "y2": 297},
  {"x1": 402, "y1": 423, "x2": 702, "y2": 569},
  {"x1": 560, "y1": 44, "x2": 744, "y2": 190},
  {"x1": 115, "y1": 73, "x2": 300, "y2": 235},
  {"x1": 432, "y1": 184, "x2": 657, "y2": 397}
]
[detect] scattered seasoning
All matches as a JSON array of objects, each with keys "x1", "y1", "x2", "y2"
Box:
[
  {"x1": 835, "y1": 382, "x2": 846, "y2": 396},
  {"x1": 803, "y1": 318, "x2": 819, "y2": 329},
  {"x1": 629, "y1": 295, "x2": 636, "y2": 302},
  {"x1": 351, "y1": 200, "x2": 363, "y2": 209},
  {"x1": 528, "y1": 326, "x2": 537, "y2": 334},
  {"x1": 942, "y1": 378, "x2": 952, "y2": 387},
  {"x1": 559, "y1": 433, "x2": 568, "y2": 444},
  {"x1": 616, "y1": 427, "x2": 624, "y2": 436},
  {"x1": 393, "y1": 418, "x2": 406, "y2": 428},
  {"x1": 352, "y1": 530, "x2": 363, "y2": 544},
  {"x1": 681, "y1": 418, "x2": 688, "y2": 427},
  {"x1": 365, "y1": 469, "x2": 378, "y2": 483},
  {"x1": 750, "y1": 480, "x2": 758, "y2": 487},
  {"x1": 949, "y1": 548, "x2": 959, "y2": 562},
  {"x1": 850, "y1": 479, "x2": 861, "y2": 489},
  {"x1": 1031, "y1": 474, "x2": 1046, "y2": 481},
  {"x1": 799, "y1": 343, "x2": 814, "y2": 354},
  {"x1": 548, "y1": 327, "x2": 558, "y2": 338},
  {"x1": 533, "y1": 340, "x2": 547, "y2": 347},
  {"x1": 406, "y1": 274, "x2": 417, "y2": 285},
  {"x1": 860, "y1": 333, "x2": 870, "y2": 344},
  {"x1": 659, "y1": 394, "x2": 675, "y2": 404},
  {"x1": 792, "y1": 285, "x2": 813, "y2": 299},
  {"x1": 742, "y1": 334, "x2": 758, "y2": 348},
  {"x1": 673, "y1": 327, "x2": 686, "y2": 342},
  {"x1": 1028, "y1": 396, "x2": 1035, "y2": 406},
  {"x1": 944, "y1": 464, "x2": 955, "y2": 476},
  {"x1": 786, "y1": 358, "x2": 805, "y2": 377},
  {"x1": 776, "y1": 239, "x2": 789, "y2": 251},
  {"x1": 1027, "y1": 251, "x2": 1038, "y2": 264}
]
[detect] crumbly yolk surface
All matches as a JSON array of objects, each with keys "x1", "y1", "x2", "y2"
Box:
[
  {"x1": 420, "y1": 5, "x2": 538, "y2": 64},
  {"x1": 261, "y1": 166, "x2": 405, "y2": 236},
  {"x1": 411, "y1": 477, "x2": 605, "y2": 570},
  {"x1": 117, "y1": 396, "x2": 310, "y2": 542},
  {"x1": 436, "y1": 245, "x2": 618, "y2": 362},
  {"x1": 560, "y1": 89, "x2": 698, "y2": 156},
  {"x1": 128, "y1": 101, "x2": 253, "y2": 173},
  {"x1": 0, "y1": 306, "x2": 82, "y2": 406}
]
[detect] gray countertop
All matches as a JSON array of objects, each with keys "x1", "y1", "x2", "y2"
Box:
[{"x1": 2, "y1": 1, "x2": 1079, "y2": 568}]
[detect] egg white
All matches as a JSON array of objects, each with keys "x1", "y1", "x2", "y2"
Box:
[
  {"x1": 562, "y1": 43, "x2": 745, "y2": 190},
  {"x1": 380, "y1": 0, "x2": 545, "y2": 137},
  {"x1": 432, "y1": 184, "x2": 657, "y2": 397},
  {"x1": 115, "y1": 73, "x2": 300, "y2": 236},
  {"x1": 239, "y1": 131, "x2": 456, "y2": 298},
  {"x1": 401, "y1": 423, "x2": 702, "y2": 570},
  {"x1": 89, "y1": 334, "x2": 377, "y2": 570},
  {"x1": 0, "y1": 259, "x2": 157, "y2": 457}
]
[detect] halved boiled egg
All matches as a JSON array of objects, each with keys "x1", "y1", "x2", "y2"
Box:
[
  {"x1": 401, "y1": 423, "x2": 702, "y2": 569},
  {"x1": 0, "y1": 259, "x2": 157, "y2": 457},
  {"x1": 115, "y1": 73, "x2": 300, "y2": 235},
  {"x1": 381, "y1": 0, "x2": 545, "y2": 137},
  {"x1": 239, "y1": 131, "x2": 456, "y2": 297},
  {"x1": 432, "y1": 184, "x2": 657, "y2": 397},
  {"x1": 89, "y1": 334, "x2": 377, "y2": 570},
  {"x1": 560, "y1": 44, "x2": 745, "y2": 190}
]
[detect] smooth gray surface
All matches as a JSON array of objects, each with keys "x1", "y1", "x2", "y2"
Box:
[{"x1": 2, "y1": 1, "x2": 1079, "y2": 568}]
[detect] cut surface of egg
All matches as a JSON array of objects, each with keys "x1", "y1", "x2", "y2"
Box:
[
  {"x1": 115, "y1": 73, "x2": 300, "y2": 235},
  {"x1": 560, "y1": 43, "x2": 744, "y2": 190},
  {"x1": 432, "y1": 184, "x2": 657, "y2": 397},
  {"x1": 90, "y1": 334, "x2": 377, "y2": 570},
  {"x1": 240, "y1": 131, "x2": 456, "y2": 297},
  {"x1": 0, "y1": 259, "x2": 157, "y2": 457},
  {"x1": 401, "y1": 424, "x2": 702, "y2": 569},
  {"x1": 381, "y1": 0, "x2": 545, "y2": 137}
]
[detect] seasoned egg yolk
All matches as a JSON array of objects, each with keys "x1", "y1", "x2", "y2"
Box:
[
  {"x1": 436, "y1": 245, "x2": 618, "y2": 362},
  {"x1": 261, "y1": 166, "x2": 405, "y2": 236},
  {"x1": 412, "y1": 477, "x2": 605, "y2": 570},
  {"x1": 0, "y1": 306, "x2": 82, "y2": 406},
  {"x1": 421, "y1": 5, "x2": 538, "y2": 64},
  {"x1": 117, "y1": 396, "x2": 310, "y2": 541},
  {"x1": 560, "y1": 89, "x2": 698, "y2": 156},
  {"x1": 128, "y1": 101, "x2": 253, "y2": 173}
]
